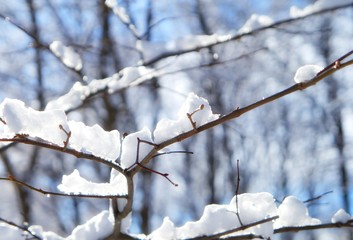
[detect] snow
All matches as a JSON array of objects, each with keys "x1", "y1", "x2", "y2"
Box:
[
  {"x1": 148, "y1": 192, "x2": 276, "y2": 239},
  {"x1": 294, "y1": 64, "x2": 323, "y2": 83},
  {"x1": 290, "y1": 0, "x2": 353, "y2": 18},
  {"x1": 153, "y1": 92, "x2": 219, "y2": 143},
  {"x1": 67, "y1": 210, "x2": 114, "y2": 240},
  {"x1": 331, "y1": 209, "x2": 351, "y2": 223},
  {"x1": 0, "y1": 98, "x2": 69, "y2": 145},
  {"x1": 239, "y1": 14, "x2": 273, "y2": 34},
  {"x1": 67, "y1": 120, "x2": 120, "y2": 161},
  {"x1": 0, "y1": 98, "x2": 122, "y2": 161},
  {"x1": 45, "y1": 67, "x2": 154, "y2": 112},
  {"x1": 49, "y1": 41, "x2": 82, "y2": 71},
  {"x1": 120, "y1": 127, "x2": 154, "y2": 169},
  {"x1": 58, "y1": 169, "x2": 127, "y2": 196},
  {"x1": 274, "y1": 196, "x2": 321, "y2": 228}
]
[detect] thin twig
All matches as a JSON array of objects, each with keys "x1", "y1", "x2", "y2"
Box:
[
  {"x1": 0, "y1": 137, "x2": 125, "y2": 174},
  {"x1": 127, "y1": 138, "x2": 178, "y2": 186},
  {"x1": 186, "y1": 104, "x2": 204, "y2": 130},
  {"x1": 59, "y1": 124, "x2": 71, "y2": 149},
  {"x1": 143, "y1": 3, "x2": 353, "y2": 66},
  {"x1": 235, "y1": 160, "x2": 243, "y2": 226},
  {"x1": 153, "y1": 150, "x2": 193, "y2": 158},
  {"x1": 303, "y1": 190, "x2": 333, "y2": 204},
  {"x1": 190, "y1": 215, "x2": 279, "y2": 240},
  {"x1": 0, "y1": 217, "x2": 42, "y2": 240},
  {"x1": 0, "y1": 176, "x2": 128, "y2": 199}
]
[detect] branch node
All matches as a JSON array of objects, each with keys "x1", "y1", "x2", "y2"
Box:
[
  {"x1": 59, "y1": 124, "x2": 71, "y2": 150},
  {"x1": 187, "y1": 104, "x2": 205, "y2": 130}
]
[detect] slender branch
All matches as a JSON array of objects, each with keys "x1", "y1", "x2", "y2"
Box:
[
  {"x1": 127, "y1": 138, "x2": 178, "y2": 186},
  {"x1": 190, "y1": 215, "x2": 279, "y2": 240},
  {"x1": 274, "y1": 220, "x2": 353, "y2": 233},
  {"x1": 0, "y1": 137, "x2": 124, "y2": 174},
  {"x1": 0, "y1": 13, "x2": 83, "y2": 78},
  {"x1": 143, "y1": 3, "x2": 353, "y2": 66},
  {"x1": 0, "y1": 176, "x2": 128, "y2": 199},
  {"x1": 235, "y1": 160, "x2": 243, "y2": 226},
  {"x1": 303, "y1": 190, "x2": 333, "y2": 204},
  {"x1": 130, "y1": 50, "x2": 353, "y2": 177},
  {"x1": 152, "y1": 150, "x2": 193, "y2": 158},
  {"x1": 0, "y1": 217, "x2": 42, "y2": 240}
]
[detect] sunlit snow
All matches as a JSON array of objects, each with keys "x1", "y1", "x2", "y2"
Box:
[
  {"x1": 49, "y1": 41, "x2": 82, "y2": 71},
  {"x1": 46, "y1": 66, "x2": 154, "y2": 112},
  {"x1": 294, "y1": 64, "x2": 323, "y2": 83},
  {"x1": 331, "y1": 209, "x2": 351, "y2": 223},
  {"x1": 290, "y1": 0, "x2": 352, "y2": 18},
  {"x1": 67, "y1": 120, "x2": 120, "y2": 161},
  {"x1": 0, "y1": 98, "x2": 68, "y2": 145},
  {"x1": 239, "y1": 14, "x2": 273, "y2": 33},
  {"x1": 120, "y1": 127, "x2": 154, "y2": 169},
  {"x1": 274, "y1": 196, "x2": 321, "y2": 228},
  {"x1": 0, "y1": 98, "x2": 122, "y2": 161},
  {"x1": 58, "y1": 169, "x2": 127, "y2": 196},
  {"x1": 154, "y1": 92, "x2": 219, "y2": 143},
  {"x1": 148, "y1": 192, "x2": 276, "y2": 239}
]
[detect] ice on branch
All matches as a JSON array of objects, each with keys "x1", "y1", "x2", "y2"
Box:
[
  {"x1": 274, "y1": 196, "x2": 321, "y2": 228},
  {"x1": 68, "y1": 121, "x2": 120, "y2": 161},
  {"x1": 331, "y1": 209, "x2": 351, "y2": 223},
  {"x1": 294, "y1": 64, "x2": 323, "y2": 83},
  {"x1": 154, "y1": 93, "x2": 219, "y2": 143},
  {"x1": 148, "y1": 192, "x2": 276, "y2": 239},
  {"x1": 58, "y1": 169, "x2": 127, "y2": 196},
  {"x1": 290, "y1": 0, "x2": 352, "y2": 18},
  {"x1": 45, "y1": 66, "x2": 154, "y2": 112},
  {"x1": 50, "y1": 41, "x2": 82, "y2": 71},
  {"x1": 120, "y1": 127, "x2": 154, "y2": 169},
  {"x1": 239, "y1": 14, "x2": 273, "y2": 34}
]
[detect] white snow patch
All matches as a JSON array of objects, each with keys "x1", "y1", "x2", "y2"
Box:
[
  {"x1": 58, "y1": 169, "x2": 127, "y2": 196},
  {"x1": 290, "y1": 0, "x2": 352, "y2": 18},
  {"x1": 294, "y1": 64, "x2": 323, "y2": 83},
  {"x1": 67, "y1": 210, "x2": 114, "y2": 240},
  {"x1": 154, "y1": 92, "x2": 219, "y2": 143},
  {"x1": 331, "y1": 209, "x2": 351, "y2": 223},
  {"x1": 0, "y1": 98, "x2": 68, "y2": 145},
  {"x1": 239, "y1": 14, "x2": 273, "y2": 33},
  {"x1": 50, "y1": 41, "x2": 82, "y2": 71},
  {"x1": 67, "y1": 120, "x2": 120, "y2": 161},
  {"x1": 120, "y1": 127, "x2": 154, "y2": 169},
  {"x1": 46, "y1": 67, "x2": 154, "y2": 112},
  {"x1": 148, "y1": 192, "x2": 276, "y2": 239},
  {"x1": 274, "y1": 196, "x2": 321, "y2": 228}
]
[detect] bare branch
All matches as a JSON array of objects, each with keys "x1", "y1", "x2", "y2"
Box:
[
  {"x1": 190, "y1": 215, "x2": 279, "y2": 240},
  {"x1": 0, "y1": 176, "x2": 128, "y2": 199},
  {"x1": 235, "y1": 160, "x2": 243, "y2": 226},
  {"x1": 143, "y1": 3, "x2": 353, "y2": 66},
  {"x1": 0, "y1": 217, "x2": 42, "y2": 240},
  {"x1": 131, "y1": 49, "x2": 353, "y2": 177},
  {"x1": 0, "y1": 137, "x2": 124, "y2": 174},
  {"x1": 0, "y1": 13, "x2": 84, "y2": 79}
]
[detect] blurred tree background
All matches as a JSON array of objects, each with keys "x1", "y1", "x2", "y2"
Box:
[{"x1": 1, "y1": 0, "x2": 353, "y2": 238}]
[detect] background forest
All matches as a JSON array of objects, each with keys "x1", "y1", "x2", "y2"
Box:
[{"x1": 1, "y1": 0, "x2": 353, "y2": 239}]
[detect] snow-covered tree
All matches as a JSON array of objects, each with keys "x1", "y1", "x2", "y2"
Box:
[{"x1": 1, "y1": 0, "x2": 353, "y2": 239}]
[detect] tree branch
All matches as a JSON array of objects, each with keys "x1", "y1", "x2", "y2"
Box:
[
  {"x1": 0, "y1": 176, "x2": 127, "y2": 199},
  {"x1": 0, "y1": 217, "x2": 42, "y2": 240},
  {"x1": 0, "y1": 137, "x2": 124, "y2": 174},
  {"x1": 143, "y1": 3, "x2": 353, "y2": 66}
]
